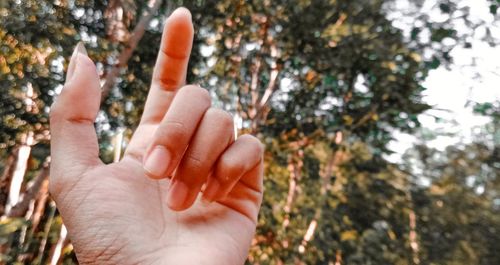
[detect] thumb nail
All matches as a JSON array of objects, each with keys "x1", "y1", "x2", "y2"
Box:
[{"x1": 66, "y1": 42, "x2": 87, "y2": 82}]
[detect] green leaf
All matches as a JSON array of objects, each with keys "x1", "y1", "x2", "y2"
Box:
[{"x1": 490, "y1": 4, "x2": 498, "y2": 15}]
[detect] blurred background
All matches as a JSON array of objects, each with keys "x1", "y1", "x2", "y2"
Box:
[{"x1": 0, "y1": 0, "x2": 499, "y2": 264}]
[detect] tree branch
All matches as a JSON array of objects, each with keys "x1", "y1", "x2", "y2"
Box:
[{"x1": 101, "y1": 0, "x2": 164, "y2": 101}]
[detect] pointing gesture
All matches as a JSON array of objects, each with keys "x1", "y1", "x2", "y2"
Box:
[{"x1": 50, "y1": 7, "x2": 264, "y2": 265}]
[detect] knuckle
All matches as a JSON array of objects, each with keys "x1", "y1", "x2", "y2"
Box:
[
  {"x1": 206, "y1": 108, "x2": 233, "y2": 129},
  {"x1": 220, "y1": 156, "x2": 245, "y2": 180},
  {"x1": 158, "y1": 120, "x2": 188, "y2": 143},
  {"x1": 184, "y1": 153, "x2": 205, "y2": 172},
  {"x1": 157, "y1": 76, "x2": 180, "y2": 91},
  {"x1": 240, "y1": 134, "x2": 264, "y2": 154},
  {"x1": 180, "y1": 85, "x2": 211, "y2": 105},
  {"x1": 49, "y1": 100, "x2": 65, "y2": 123}
]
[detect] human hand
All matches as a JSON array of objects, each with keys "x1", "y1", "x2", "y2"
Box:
[{"x1": 49, "y1": 7, "x2": 264, "y2": 265}]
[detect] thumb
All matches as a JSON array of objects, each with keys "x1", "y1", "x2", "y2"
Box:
[{"x1": 50, "y1": 42, "x2": 102, "y2": 194}]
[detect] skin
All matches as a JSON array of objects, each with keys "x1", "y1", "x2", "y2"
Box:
[{"x1": 49, "y1": 7, "x2": 264, "y2": 265}]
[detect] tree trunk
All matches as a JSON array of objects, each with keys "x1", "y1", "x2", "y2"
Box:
[
  {"x1": 5, "y1": 131, "x2": 34, "y2": 215},
  {"x1": 0, "y1": 151, "x2": 17, "y2": 215},
  {"x1": 49, "y1": 225, "x2": 68, "y2": 265},
  {"x1": 7, "y1": 159, "x2": 49, "y2": 218}
]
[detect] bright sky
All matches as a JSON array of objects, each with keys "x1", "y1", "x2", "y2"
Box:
[{"x1": 385, "y1": 0, "x2": 500, "y2": 163}]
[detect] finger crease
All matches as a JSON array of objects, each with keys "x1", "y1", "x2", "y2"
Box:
[
  {"x1": 185, "y1": 153, "x2": 204, "y2": 169},
  {"x1": 157, "y1": 77, "x2": 179, "y2": 91},
  {"x1": 65, "y1": 117, "x2": 95, "y2": 125},
  {"x1": 161, "y1": 49, "x2": 189, "y2": 60}
]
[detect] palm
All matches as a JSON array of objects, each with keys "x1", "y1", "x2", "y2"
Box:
[
  {"x1": 49, "y1": 8, "x2": 263, "y2": 265},
  {"x1": 59, "y1": 154, "x2": 258, "y2": 264}
]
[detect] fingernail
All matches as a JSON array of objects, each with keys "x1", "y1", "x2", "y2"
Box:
[
  {"x1": 67, "y1": 42, "x2": 87, "y2": 82},
  {"x1": 75, "y1": 41, "x2": 88, "y2": 56},
  {"x1": 172, "y1": 7, "x2": 192, "y2": 20},
  {"x1": 167, "y1": 180, "x2": 189, "y2": 210},
  {"x1": 202, "y1": 179, "x2": 220, "y2": 203},
  {"x1": 143, "y1": 146, "x2": 171, "y2": 177}
]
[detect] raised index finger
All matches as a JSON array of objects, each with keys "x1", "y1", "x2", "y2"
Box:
[{"x1": 140, "y1": 7, "x2": 194, "y2": 125}]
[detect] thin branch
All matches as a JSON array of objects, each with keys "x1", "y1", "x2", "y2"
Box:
[
  {"x1": 258, "y1": 62, "x2": 279, "y2": 108},
  {"x1": 298, "y1": 134, "x2": 345, "y2": 256},
  {"x1": 408, "y1": 209, "x2": 420, "y2": 265},
  {"x1": 101, "y1": 0, "x2": 164, "y2": 101},
  {"x1": 335, "y1": 250, "x2": 343, "y2": 265},
  {"x1": 282, "y1": 150, "x2": 303, "y2": 231},
  {"x1": 36, "y1": 201, "x2": 57, "y2": 263},
  {"x1": 351, "y1": 105, "x2": 378, "y2": 130},
  {"x1": 252, "y1": 44, "x2": 280, "y2": 132},
  {"x1": 249, "y1": 56, "x2": 262, "y2": 118}
]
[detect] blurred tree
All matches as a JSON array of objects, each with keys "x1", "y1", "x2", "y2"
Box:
[
  {"x1": 403, "y1": 99, "x2": 499, "y2": 265},
  {"x1": 406, "y1": 141, "x2": 499, "y2": 265}
]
